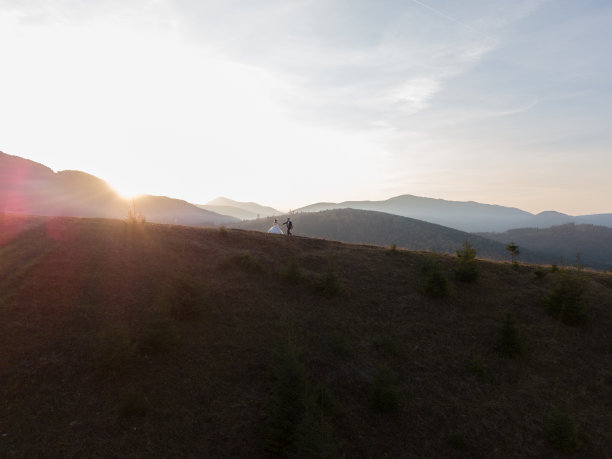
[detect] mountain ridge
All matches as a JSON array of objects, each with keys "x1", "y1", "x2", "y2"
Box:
[
  {"x1": 0, "y1": 151, "x2": 237, "y2": 226},
  {"x1": 295, "y1": 195, "x2": 612, "y2": 232},
  {"x1": 3, "y1": 150, "x2": 611, "y2": 233},
  {"x1": 198, "y1": 197, "x2": 281, "y2": 220}
]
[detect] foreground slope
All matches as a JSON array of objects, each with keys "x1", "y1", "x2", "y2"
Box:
[{"x1": 1, "y1": 214, "x2": 611, "y2": 457}]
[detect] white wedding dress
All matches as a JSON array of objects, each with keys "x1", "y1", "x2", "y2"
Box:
[{"x1": 267, "y1": 223, "x2": 284, "y2": 234}]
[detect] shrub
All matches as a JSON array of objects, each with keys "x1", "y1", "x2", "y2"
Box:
[
  {"x1": 496, "y1": 312, "x2": 525, "y2": 358},
  {"x1": 166, "y1": 278, "x2": 206, "y2": 321},
  {"x1": 467, "y1": 354, "x2": 488, "y2": 376},
  {"x1": 450, "y1": 432, "x2": 469, "y2": 450},
  {"x1": 534, "y1": 268, "x2": 547, "y2": 279},
  {"x1": 550, "y1": 264, "x2": 560, "y2": 273},
  {"x1": 218, "y1": 225, "x2": 229, "y2": 236},
  {"x1": 314, "y1": 261, "x2": 342, "y2": 298},
  {"x1": 369, "y1": 365, "x2": 402, "y2": 413},
  {"x1": 222, "y1": 251, "x2": 263, "y2": 273},
  {"x1": 455, "y1": 242, "x2": 479, "y2": 282},
  {"x1": 93, "y1": 325, "x2": 135, "y2": 375},
  {"x1": 293, "y1": 403, "x2": 339, "y2": 459},
  {"x1": 265, "y1": 340, "x2": 308, "y2": 456},
  {"x1": 120, "y1": 388, "x2": 151, "y2": 418},
  {"x1": 421, "y1": 256, "x2": 451, "y2": 298},
  {"x1": 265, "y1": 339, "x2": 339, "y2": 456},
  {"x1": 546, "y1": 407, "x2": 585, "y2": 453},
  {"x1": 281, "y1": 256, "x2": 307, "y2": 284},
  {"x1": 373, "y1": 335, "x2": 401, "y2": 359},
  {"x1": 140, "y1": 315, "x2": 179, "y2": 355},
  {"x1": 543, "y1": 272, "x2": 588, "y2": 326},
  {"x1": 312, "y1": 385, "x2": 336, "y2": 415},
  {"x1": 126, "y1": 208, "x2": 146, "y2": 224},
  {"x1": 330, "y1": 332, "x2": 351, "y2": 360}
]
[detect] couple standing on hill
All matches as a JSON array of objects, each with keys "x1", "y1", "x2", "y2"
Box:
[{"x1": 268, "y1": 217, "x2": 293, "y2": 235}]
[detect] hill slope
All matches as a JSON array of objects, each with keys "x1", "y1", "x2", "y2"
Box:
[
  {"x1": 232, "y1": 208, "x2": 555, "y2": 265},
  {"x1": 0, "y1": 151, "x2": 236, "y2": 226},
  {"x1": 1, "y1": 214, "x2": 611, "y2": 457}
]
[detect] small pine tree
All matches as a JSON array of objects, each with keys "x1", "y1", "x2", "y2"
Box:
[
  {"x1": 547, "y1": 407, "x2": 585, "y2": 453},
  {"x1": 496, "y1": 312, "x2": 525, "y2": 358},
  {"x1": 455, "y1": 241, "x2": 479, "y2": 282},
  {"x1": 315, "y1": 261, "x2": 342, "y2": 297},
  {"x1": 281, "y1": 256, "x2": 307, "y2": 284},
  {"x1": 506, "y1": 241, "x2": 520, "y2": 264},
  {"x1": 369, "y1": 365, "x2": 403, "y2": 413},
  {"x1": 294, "y1": 401, "x2": 338, "y2": 459},
  {"x1": 544, "y1": 272, "x2": 588, "y2": 325},
  {"x1": 265, "y1": 340, "x2": 308, "y2": 455},
  {"x1": 421, "y1": 256, "x2": 451, "y2": 298}
]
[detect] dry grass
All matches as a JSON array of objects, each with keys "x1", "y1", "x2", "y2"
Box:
[{"x1": 1, "y1": 213, "x2": 611, "y2": 457}]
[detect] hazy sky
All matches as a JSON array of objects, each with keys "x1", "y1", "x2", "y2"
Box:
[{"x1": 1, "y1": 0, "x2": 611, "y2": 214}]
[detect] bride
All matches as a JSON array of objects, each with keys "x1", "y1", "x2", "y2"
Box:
[{"x1": 267, "y1": 218, "x2": 284, "y2": 234}]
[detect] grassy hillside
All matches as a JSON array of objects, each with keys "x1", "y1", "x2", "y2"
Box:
[
  {"x1": 233, "y1": 209, "x2": 554, "y2": 265},
  {"x1": 1, "y1": 214, "x2": 611, "y2": 457}
]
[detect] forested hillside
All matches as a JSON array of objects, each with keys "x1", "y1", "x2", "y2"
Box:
[{"x1": 479, "y1": 223, "x2": 612, "y2": 271}]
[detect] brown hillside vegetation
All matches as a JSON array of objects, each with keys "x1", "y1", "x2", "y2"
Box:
[{"x1": 1, "y1": 214, "x2": 611, "y2": 457}]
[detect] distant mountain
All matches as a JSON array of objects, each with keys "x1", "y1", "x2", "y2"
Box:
[
  {"x1": 296, "y1": 195, "x2": 612, "y2": 232},
  {"x1": 478, "y1": 223, "x2": 612, "y2": 271},
  {"x1": 518, "y1": 211, "x2": 574, "y2": 228},
  {"x1": 575, "y1": 213, "x2": 612, "y2": 227},
  {"x1": 0, "y1": 151, "x2": 237, "y2": 226},
  {"x1": 231, "y1": 208, "x2": 554, "y2": 265},
  {"x1": 198, "y1": 197, "x2": 281, "y2": 220},
  {"x1": 295, "y1": 195, "x2": 532, "y2": 232}
]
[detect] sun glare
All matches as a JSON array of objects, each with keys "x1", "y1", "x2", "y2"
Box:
[{"x1": 108, "y1": 179, "x2": 145, "y2": 200}]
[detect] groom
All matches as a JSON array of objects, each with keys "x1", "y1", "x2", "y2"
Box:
[{"x1": 283, "y1": 218, "x2": 293, "y2": 235}]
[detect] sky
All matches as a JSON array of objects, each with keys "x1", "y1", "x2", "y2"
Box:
[{"x1": 1, "y1": 0, "x2": 611, "y2": 215}]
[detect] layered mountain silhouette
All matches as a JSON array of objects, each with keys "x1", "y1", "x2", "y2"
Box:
[
  {"x1": 0, "y1": 151, "x2": 237, "y2": 226},
  {"x1": 197, "y1": 197, "x2": 280, "y2": 220},
  {"x1": 3, "y1": 150, "x2": 611, "y2": 270},
  {"x1": 231, "y1": 208, "x2": 557, "y2": 266},
  {"x1": 296, "y1": 196, "x2": 612, "y2": 232}
]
